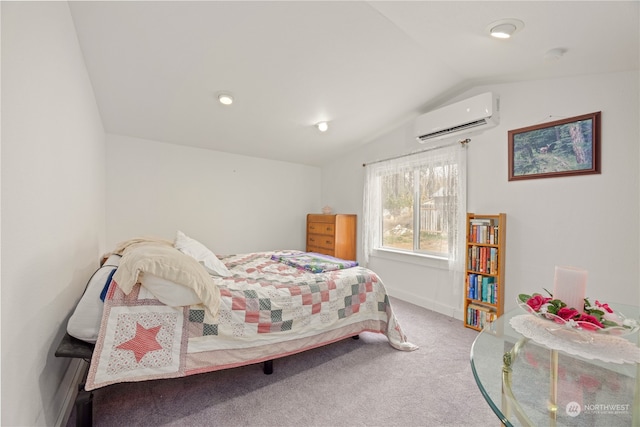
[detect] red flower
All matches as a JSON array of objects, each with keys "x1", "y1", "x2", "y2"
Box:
[
  {"x1": 578, "y1": 374, "x2": 601, "y2": 392},
  {"x1": 526, "y1": 295, "x2": 551, "y2": 311},
  {"x1": 525, "y1": 351, "x2": 538, "y2": 368},
  {"x1": 557, "y1": 307, "x2": 579, "y2": 321},
  {"x1": 595, "y1": 300, "x2": 613, "y2": 313},
  {"x1": 575, "y1": 313, "x2": 604, "y2": 329},
  {"x1": 557, "y1": 366, "x2": 567, "y2": 381}
]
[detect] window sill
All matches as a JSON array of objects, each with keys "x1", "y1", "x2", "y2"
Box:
[{"x1": 370, "y1": 248, "x2": 448, "y2": 270}]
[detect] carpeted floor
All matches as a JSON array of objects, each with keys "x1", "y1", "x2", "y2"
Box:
[{"x1": 67, "y1": 297, "x2": 498, "y2": 426}]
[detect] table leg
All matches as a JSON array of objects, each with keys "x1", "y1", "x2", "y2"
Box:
[
  {"x1": 502, "y1": 337, "x2": 534, "y2": 426},
  {"x1": 502, "y1": 351, "x2": 512, "y2": 424},
  {"x1": 548, "y1": 349, "x2": 558, "y2": 426},
  {"x1": 633, "y1": 359, "x2": 639, "y2": 426}
]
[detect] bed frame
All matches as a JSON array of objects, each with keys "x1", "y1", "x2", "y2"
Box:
[
  {"x1": 56, "y1": 331, "x2": 359, "y2": 427},
  {"x1": 55, "y1": 333, "x2": 94, "y2": 427},
  {"x1": 55, "y1": 332, "x2": 276, "y2": 427},
  {"x1": 56, "y1": 250, "x2": 394, "y2": 425}
]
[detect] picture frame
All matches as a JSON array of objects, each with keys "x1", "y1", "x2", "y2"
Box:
[{"x1": 508, "y1": 111, "x2": 601, "y2": 181}]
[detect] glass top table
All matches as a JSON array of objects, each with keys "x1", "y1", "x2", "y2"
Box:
[{"x1": 470, "y1": 304, "x2": 640, "y2": 427}]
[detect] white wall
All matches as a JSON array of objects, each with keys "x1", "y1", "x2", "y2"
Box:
[
  {"x1": 322, "y1": 70, "x2": 640, "y2": 318},
  {"x1": 1, "y1": 4, "x2": 637, "y2": 425},
  {"x1": 106, "y1": 134, "x2": 322, "y2": 254},
  {"x1": 1, "y1": 3, "x2": 106, "y2": 426},
  {"x1": 468, "y1": 72, "x2": 639, "y2": 311}
]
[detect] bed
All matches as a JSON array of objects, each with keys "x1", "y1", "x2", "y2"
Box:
[{"x1": 64, "y1": 232, "x2": 417, "y2": 395}]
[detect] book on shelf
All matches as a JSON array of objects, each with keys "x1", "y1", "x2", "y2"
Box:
[
  {"x1": 490, "y1": 247, "x2": 497, "y2": 273},
  {"x1": 481, "y1": 276, "x2": 490, "y2": 302},
  {"x1": 467, "y1": 246, "x2": 497, "y2": 274},
  {"x1": 469, "y1": 219, "x2": 500, "y2": 245},
  {"x1": 465, "y1": 303, "x2": 497, "y2": 330},
  {"x1": 467, "y1": 273, "x2": 497, "y2": 304}
]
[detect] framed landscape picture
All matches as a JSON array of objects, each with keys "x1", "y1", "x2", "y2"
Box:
[{"x1": 508, "y1": 112, "x2": 601, "y2": 181}]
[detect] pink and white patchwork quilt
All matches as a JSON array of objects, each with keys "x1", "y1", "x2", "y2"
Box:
[{"x1": 86, "y1": 251, "x2": 417, "y2": 390}]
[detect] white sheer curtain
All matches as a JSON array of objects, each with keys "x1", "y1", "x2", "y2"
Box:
[{"x1": 363, "y1": 143, "x2": 467, "y2": 292}]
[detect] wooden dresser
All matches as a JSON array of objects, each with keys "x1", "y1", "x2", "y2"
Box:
[{"x1": 306, "y1": 214, "x2": 357, "y2": 261}]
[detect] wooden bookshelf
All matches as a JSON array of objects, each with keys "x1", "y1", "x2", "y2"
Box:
[{"x1": 463, "y1": 213, "x2": 506, "y2": 332}]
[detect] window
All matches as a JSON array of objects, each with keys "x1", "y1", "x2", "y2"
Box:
[
  {"x1": 380, "y1": 166, "x2": 455, "y2": 256},
  {"x1": 363, "y1": 143, "x2": 467, "y2": 269}
]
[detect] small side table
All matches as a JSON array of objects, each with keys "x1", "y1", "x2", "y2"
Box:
[{"x1": 471, "y1": 304, "x2": 639, "y2": 427}]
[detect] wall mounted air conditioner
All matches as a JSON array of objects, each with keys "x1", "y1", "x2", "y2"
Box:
[{"x1": 414, "y1": 92, "x2": 499, "y2": 143}]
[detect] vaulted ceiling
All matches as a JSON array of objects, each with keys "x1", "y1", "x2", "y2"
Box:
[{"x1": 68, "y1": 1, "x2": 639, "y2": 166}]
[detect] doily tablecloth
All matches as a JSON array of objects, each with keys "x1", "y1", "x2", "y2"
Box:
[{"x1": 510, "y1": 314, "x2": 640, "y2": 364}]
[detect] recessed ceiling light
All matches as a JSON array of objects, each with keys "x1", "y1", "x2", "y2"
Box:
[
  {"x1": 218, "y1": 93, "x2": 234, "y2": 105},
  {"x1": 490, "y1": 24, "x2": 516, "y2": 39},
  {"x1": 487, "y1": 19, "x2": 524, "y2": 39},
  {"x1": 315, "y1": 121, "x2": 329, "y2": 132}
]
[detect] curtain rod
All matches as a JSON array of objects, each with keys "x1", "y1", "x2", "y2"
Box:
[{"x1": 362, "y1": 138, "x2": 470, "y2": 167}]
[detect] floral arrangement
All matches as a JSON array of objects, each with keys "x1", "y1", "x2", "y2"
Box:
[{"x1": 518, "y1": 289, "x2": 638, "y2": 332}]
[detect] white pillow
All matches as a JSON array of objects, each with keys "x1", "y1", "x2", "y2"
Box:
[
  {"x1": 139, "y1": 273, "x2": 201, "y2": 307},
  {"x1": 174, "y1": 231, "x2": 231, "y2": 277},
  {"x1": 67, "y1": 254, "x2": 121, "y2": 343}
]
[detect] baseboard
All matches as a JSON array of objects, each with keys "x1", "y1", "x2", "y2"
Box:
[
  {"x1": 55, "y1": 358, "x2": 87, "y2": 427},
  {"x1": 386, "y1": 286, "x2": 464, "y2": 320}
]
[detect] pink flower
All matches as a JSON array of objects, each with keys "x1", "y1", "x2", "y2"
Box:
[
  {"x1": 526, "y1": 295, "x2": 551, "y2": 311},
  {"x1": 525, "y1": 351, "x2": 538, "y2": 368},
  {"x1": 557, "y1": 307, "x2": 579, "y2": 321},
  {"x1": 595, "y1": 300, "x2": 613, "y2": 313},
  {"x1": 558, "y1": 366, "x2": 567, "y2": 381},
  {"x1": 603, "y1": 311, "x2": 622, "y2": 324},
  {"x1": 607, "y1": 376, "x2": 621, "y2": 393},
  {"x1": 575, "y1": 313, "x2": 604, "y2": 329},
  {"x1": 578, "y1": 374, "x2": 601, "y2": 392}
]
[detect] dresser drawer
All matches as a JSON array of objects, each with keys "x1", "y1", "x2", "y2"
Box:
[
  {"x1": 307, "y1": 234, "x2": 335, "y2": 250},
  {"x1": 307, "y1": 222, "x2": 335, "y2": 236},
  {"x1": 308, "y1": 246, "x2": 334, "y2": 257}
]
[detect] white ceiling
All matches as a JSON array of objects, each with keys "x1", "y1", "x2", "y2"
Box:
[{"x1": 68, "y1": 1, "x2": 639, "y2": 166}]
